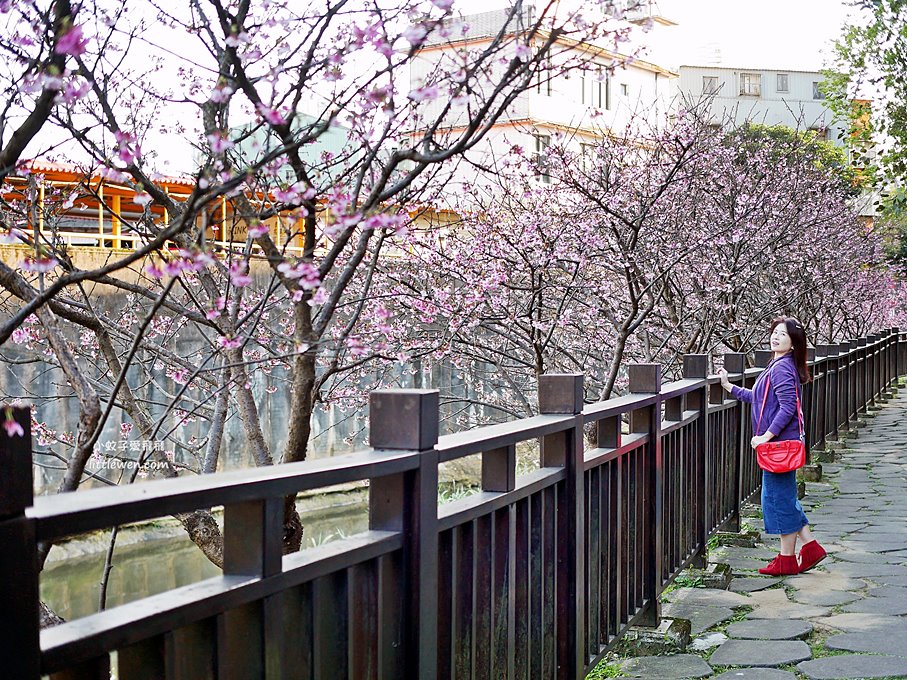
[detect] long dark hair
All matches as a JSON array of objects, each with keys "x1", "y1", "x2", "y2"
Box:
[{"x1": 770, "y1": 316, "x2": 811, "y2": 384}]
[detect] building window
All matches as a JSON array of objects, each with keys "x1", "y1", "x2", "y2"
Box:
[
  {"x1": 777, "y1": 73, "x2": 789, "y2": 93},
  {"x1": 702, "y1": 76, "x2": 719, "y2": 94},
  {"x1": 537, "y1": 70, "x2": 551, "y2": 96},
  {"x1": 620, "y1": 83, "x2": 629, "y2": 96},
  {"x1": 812, "y1": 81, "x2": 824, "y2": 99},
  {"x1": 600, "y1": 74, "x2": 611, "y2": 110},
  {"x1": 739, "y1": 73, "x2": 761, "y2": 96},
  {"x1": 582, "y1": 73, "x2": 610, "y2": 109},
  {"x1": 580, "y1": 142, "x2": 596, "y2": 170},
  {"x1": 533, "y1": 134, "x2": 551, "y2": 183},
  {"x1": 809, "y1": 127, "x2": 828, "y2": 141}
]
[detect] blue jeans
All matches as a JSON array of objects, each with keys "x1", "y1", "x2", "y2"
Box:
[{"x1": 761, "y1": 469, "x2": 809, "y2": 535}]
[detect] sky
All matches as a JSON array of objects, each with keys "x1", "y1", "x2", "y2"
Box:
[
  {"x1": 451, "y1": 0, "x2": 861, "y2": 73},
  {"x1": 649, "y1": 0, "x2": 859, "y2": 72},
  {"x1": 19, "y1": 0, "x2": 863, "y2": 174}
]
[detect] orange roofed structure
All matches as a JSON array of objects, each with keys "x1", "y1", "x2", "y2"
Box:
[{"x1": 1, "y1": 160, "x2": 308, "y2": 253}]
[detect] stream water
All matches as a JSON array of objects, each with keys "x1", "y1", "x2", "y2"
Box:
[{"x1": 41, "y1": 493, "x2": 369, "y2": 621}]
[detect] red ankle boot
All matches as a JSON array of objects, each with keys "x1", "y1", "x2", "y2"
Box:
[
  {"x1": 798, "y1": 540, "x2": 827, "y2": 573},
  {"x1": 759, "y1": 554, "x2": 799, "y2": 576}
]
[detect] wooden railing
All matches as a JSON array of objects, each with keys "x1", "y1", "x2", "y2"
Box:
[{"x1": 1, "y1": 328, "x2": 903, "y2": 680}]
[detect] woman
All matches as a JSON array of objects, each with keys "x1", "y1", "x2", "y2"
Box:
[{"x1": 718, "y1": 317, "x2": 826, "y2": 576}]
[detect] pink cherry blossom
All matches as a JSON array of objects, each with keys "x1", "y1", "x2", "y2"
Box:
[
  {"x1": 3, "y1": 416, "x2": 24, "y2": 438},
  {"x1": 257, "y1": 104, "x2": 284, "y2": 125},
  {"x1": 229, "y1": 261, "x2": 253, "y2": 287},
  {"x1": 403, "y1": 24, "x2": 428, "y2": 45},
  {"x1": 0, "y1": 228, "x2": 24, "y2": 244},
  {"x1": 274, "y1": 185, "x2": 300, "y2": 203},
  {"x1": 55, "y1": 24, "x2": 87, "y2": 57},
  {"x1": 217, "y1": 335, "x2": 242, "y2": 349},
  {"x1": 59, "y1": 78, "x2": 91, "y2": 105},
  {"x1": 249, "y1": 222, "x2": 269, "y2": 238},
  {"x1": 133, "y1": 191, "x2": 152, "y2": 207},
  {"x1": 98, "y1": 166, "x2": 130, "y2": 183},
  {"x1": 207, "y1": 133, "x2": 234, "y2": 153},
  {"x1": 209, "y1": 85, "x2": 235, "y2": 103},
  {"x1": 225, "y1": 31, "x2": 250, "y2": 48},
  {"x1": 21, "y1": 256, "x2": 58, "y2": 273},
  {"x1": 407, "y1": 85, "x2": 439, "y2": 102}
]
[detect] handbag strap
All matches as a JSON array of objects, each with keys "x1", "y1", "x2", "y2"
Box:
[{"x1": 755, "y1": 369, "x2": 804, "y2": 437}]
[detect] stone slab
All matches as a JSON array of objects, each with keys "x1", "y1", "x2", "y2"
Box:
[
  {"x1": 832, "y1": 549, "x2": 903, "y2": 563},
  {"x1": 824, "y1": 631, "x2": 907, "y2": 655},
  {"x1": 824, "y1": 561, "x2": 907, "y2": 578},
  {"x1": 713, "y1": 556, "x2": 774, "y2": 572},
  {"x1": 712, "y1": 670, "x2": 797, "y2": 680},
  {"x1": 725, "y1": 619, "x2": 812, "y2": 640},
  {"x1": 789, "y1": 589, "x2": 860, "y2": 606},
  {"x1": 841, "y1": 595, "x2": 907, "y2": 615},
  {"x1": 661, "y1": 602, "x2": 735, "y2": 634},
  {"x1": 620, "y1": 653, "x2": 712, "y2": 679},
  {"x1": 709, "y1": 639, "x2": 811, "y2": 667},
  {"x1": 821, "y1": 613, "x2": 907, "y2": 634},
  {"x1": 797, "y1": 654, "x2": 907, "y2": 679},
  {"x1": 689, "y1": 631, "x2": 727, "y2": 651},
  {"x1": 663, "y1": 587, "x2": 751, "y2": 607},
  {"x1": 746, "y1": 588, "x2": 830, "y2": 619},
  {"x1": 784, "y1": 573, "x2": 865, "y2": 591},
  {"x1": 729, "y1": 577, "x2": 781, "y2": 593}
]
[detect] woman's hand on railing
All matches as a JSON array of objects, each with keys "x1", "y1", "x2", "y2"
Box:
[{"x1": 718, "y1": 368, "x2": 733, "y2": 393}]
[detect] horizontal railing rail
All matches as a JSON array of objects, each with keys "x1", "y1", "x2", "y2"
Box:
[{"x1": 0, "y1": 328, "x2": 903, "y2": 679}]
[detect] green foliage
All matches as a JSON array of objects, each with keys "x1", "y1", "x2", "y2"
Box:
[
  {"x1": 438, "y1": 481, "x2": 479, "y2": 504},
  {"x1": 826, "y1": 0, "x2": 907, "y2": 214},
  {"x1": 586, "y1": 659, "x2": 625, "y2": 679},
  {"x1": 725, "y1": 123, "x2": 860, "y2": 194}
]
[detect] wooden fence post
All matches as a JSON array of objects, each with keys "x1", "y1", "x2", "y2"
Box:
[
  {"x1": 369, "y1": 389, "x2": 439, "y2": 680},
  {"x1": 0, "y1": 405, "x2": 40, "y2": 680},
  {"x1": 538, "y1": 374, "x2": 585, "y2": 680},
  {"x1": 628, "y1": 364, "x2": 662, "y2": 627},
  {"x1": 682, "y1": 355, "x2": 709, "y2": 568}
]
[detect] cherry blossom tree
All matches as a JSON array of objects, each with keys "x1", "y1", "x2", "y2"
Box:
[
  {"x1": 393, "y1": 114, "x2": 907, "y2": 423},
  {"x1": 0, "y1": 0, "x2": 648, "y2": 623}
]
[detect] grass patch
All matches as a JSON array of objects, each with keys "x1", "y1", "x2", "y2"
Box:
[
  {"x1": 438, "y1": 481, "x2": 480, "y2": 504},
  {"x1": 585, "y1": 658, "x2": 625, "y2": 679}
]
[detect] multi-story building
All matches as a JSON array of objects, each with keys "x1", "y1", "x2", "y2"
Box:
[
  {"x1": 410, "y1": 7, "x2": 678, "y2": 188},
  {"x1": 676, "y1": 65, "x2": 847, "y2": 145}
]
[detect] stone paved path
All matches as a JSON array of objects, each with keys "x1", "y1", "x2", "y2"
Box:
[{"x1": 613, "y1": 390, "x2": 907, "y2": 680}]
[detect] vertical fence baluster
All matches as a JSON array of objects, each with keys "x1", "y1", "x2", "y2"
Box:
[
  {"x1": 682, "y1": 355, "x2": 708, "y2": 568},
  {"x1": 816, "y1": 345, "x2": 831, "y2": 447},
  {"x1": 538, "y1": 374, "x2": 584, "y2": 679},
  {"x1": 627, "y1": 364, "x2": 662, "y2": 626},
  {"x1": 219, "y1": 494, "x2": 283, "y2": 680},
  {"x1": 368, "y1": 389, "x2": 439, "y2": 680},
  {"x1": 0, "y1": 405, "x2": 39, "y2": 680},
  {"x1": 724, "y1": 353, "x2": 749, "y2": 519}
]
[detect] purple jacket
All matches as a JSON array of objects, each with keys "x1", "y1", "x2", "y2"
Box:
[{"x1": 731, "y1": 354, "x2": 804, "y2": 442}]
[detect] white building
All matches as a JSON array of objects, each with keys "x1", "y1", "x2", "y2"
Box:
[
  {"x1": 677, "y1": 65, "x2": 848, "y2": 146},
  {"x1": 410, "y1": 8, "x2": 677, "y2": 188}
]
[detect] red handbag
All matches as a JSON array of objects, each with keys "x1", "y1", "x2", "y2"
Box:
[{"x1": 754, "y1": 372, "x2": 806, "y2": 473}]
